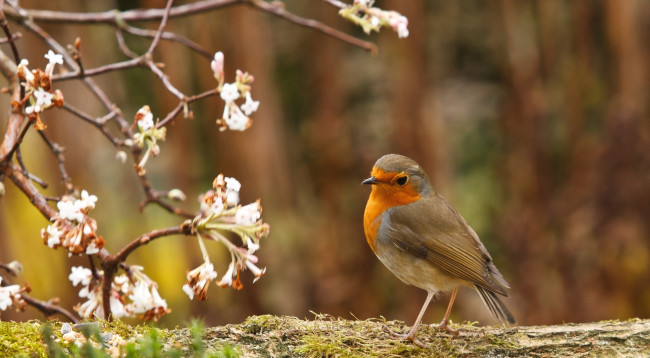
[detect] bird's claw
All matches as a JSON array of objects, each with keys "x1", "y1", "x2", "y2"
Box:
[
  {"x1": 436, "y1": 321, "x2": 460, "y2": 336},
  {"x1": 382, "y1": 324, "x2": 428, "y2": 348}
]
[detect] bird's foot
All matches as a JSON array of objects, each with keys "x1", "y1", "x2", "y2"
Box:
[
  {"x1": 435, "y1": 319, "x2": 460, "y2": 336},
  {"x1": 382, "y1": 324, "x2": 427, "y2": 348}
]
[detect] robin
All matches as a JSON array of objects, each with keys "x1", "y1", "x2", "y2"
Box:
[{"x1": 363, "y1": 154, "x2": 514, "y2": 347}]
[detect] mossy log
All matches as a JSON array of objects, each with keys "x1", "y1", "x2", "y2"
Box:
[
  {"x1": 2, "y1": 315, "x2": 649, "y2": 357},
  {"x1": 186, "y1": 315, "x2": 650, "y2": 357}
]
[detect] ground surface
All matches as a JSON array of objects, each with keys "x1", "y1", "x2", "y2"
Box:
[{"x1": 1, "y1": 315, "x2": 649, "y2": 357}]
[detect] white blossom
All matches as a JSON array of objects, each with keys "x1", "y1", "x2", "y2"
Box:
[
  {"x1": 85, "y1": 242, "x2": 99, "y2": 255},
  {"x1": 241, "y1": 92, "x2": 260, "y2": 116},
  {"x1": 220, "y1": 83, "x2": 240, "y2": 103},
  {"x1": 235, "y1": 202, "x2": 261, "y2": 226},
  {"x1": 44, "y1": 225, "x2": 64, "y2": 248},
  {"x1": 17, "y1": 59, "x2": 34, "y2": 84},
  {"x1": 247, "y1": 239, "x2": 260, "y2": 254},
  {"x1": 225, "y1": 104, "x2": 249, "y2": 131},
  {"x1": 137, "y1": 107, "x2": 154, "y2": 131},
  {"x1": 0, "y1": 283, "x2": 20, "y2": 311},
  {"x1": 57, "y1": 200, "x2": 84, "y2": 222},
  {"x1": 79, "y1": 190, "x2": 98, "y2": 210},
  {"x1": 127, "y1": 281, "x2": 153, "y2": 314},
  {"x1": 245, "y1": 260, "x2": 266, "y2": 283},
  {"x1": 225, "y1": 177, "x2": 241, "y2": 205},
  {"x1": 110, "y1": 295, "x2": 127, "y2": 318},
  {"x1": 33, "y1": 88, "x2": 53, "y2": 109},
  {"x1": 397, "y1": 22, "x2": 409, "y2": 38},
  {"x1": 182, "y1": 284, "x2": 195, "y2": 300},
  {"x1": 113, "y1": 274, "x2": 131, "y2": 294},
  {"x1": 183, "y1": 262, "x2": 218, "y2": 300},
  {"x1": 69, "y1": 266, "x2": 92, "y2": 287},
  {"x1": 44, "y1": 50, "x2": 63, "y2": 76},
  {"x1": 76, "y1": 287, "x2": 102, "y2": 318},
  {"x1": 126, "y1": 280, "x2": 167, "y2": 315},
  {"x1": 44, "y1": 50, "x2": 63, "y2": 66},
  {"x1": 217, "y1": 262, "x2": 235, "y2": 288}
]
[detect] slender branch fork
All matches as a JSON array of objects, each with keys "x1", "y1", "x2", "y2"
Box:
[{"x1": 0, "y1": 0, "x2": 374, "y2": 321}]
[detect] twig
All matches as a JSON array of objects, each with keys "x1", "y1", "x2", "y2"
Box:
[
  {"x1": 137, "y1": 170, "x2": 195, "y2": 218},
  {"x1": 95, "y1": 224, "x2": 192, "y2": 319},
  {"x1": 11, "y1": 14, "x2": 132, "y2": 134},
  {"x1": 21, "y1": 293, "x2": 80, "y2": 323},
  {"x1": 61, "y1": 103, "x2": 123, "y2": 147},
  {"x1": 115, "y1": 28, "x2": 137, "y2": 58},
  {"x1": 0, "y1": 0, "x2": 21, "y2": 64},
  {"x1": 322, "y1": 0, "x2": 349, "y2": 9},
  {"x1": 145, "y1": 0, "x2": 174, "y2": 56},
  {"x1": 4, "y1": 0, "x2": 377, "y2": 52},
  {"x1": 146, "y1": 58, "x2": 186, "y2": 100},
  {"x1": 157, "y1": 88, "x2": 219, "y2": 128},
  {"x1": 37, "y1": 130, "x2": 73, "y2": 193},
  {"x1": 114, "y1": 226, "x2": 192, "y2": 263},
  {"x1": 6, "y1": 160, "x2": 57, "y2": 220},
  {"x1": 121, "y1": 24, "x2": 212, "y2": 59},
  {"x1": 53, "y1": 57, "x2": 143, "y2": 82},
  {"x1": 5, "y1": 0, "x2": 238, "y2": 23},
  {"x1": 0, "y1": 31, "x2": 20, "y2": 43},
  {"x1": 0, "y1": 83, "x2": 27, "y2": 164},
  {"x1": 246, "y1": 0, "x2": 377, "y2": 53}
]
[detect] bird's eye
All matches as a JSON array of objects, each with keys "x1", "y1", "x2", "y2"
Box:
[{"x1": 396, "y1": 176, "x2": 408, "y2": 186}]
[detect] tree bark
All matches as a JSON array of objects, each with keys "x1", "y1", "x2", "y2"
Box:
[{"x1": 192, "y1": 316, "x2": 650, "y2": 357}]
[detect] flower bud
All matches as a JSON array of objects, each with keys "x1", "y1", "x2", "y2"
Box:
[{"x1": 167, "y1": 188, "x2": 186, "y2": 201}]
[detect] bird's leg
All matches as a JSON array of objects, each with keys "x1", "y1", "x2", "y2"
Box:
[
  {"x1": 436, "y1": 287, "x2": 459, "y2": 335},
  {"x1": 384, "y1": 290, "x2": 435, "y2": 348}
]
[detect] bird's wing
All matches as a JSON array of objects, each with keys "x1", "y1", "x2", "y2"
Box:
[{"x1": 383, "y1": 195, "x2": 510, "y2": 295}]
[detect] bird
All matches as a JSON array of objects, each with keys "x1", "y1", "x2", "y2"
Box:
[{"x1": 362, "y1": 154, "x2": 514, "y2": 347}]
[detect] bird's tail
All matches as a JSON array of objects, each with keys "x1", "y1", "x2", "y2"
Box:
[{"x1": 475, "y1": 285, "x2": 515, "y2": 324}]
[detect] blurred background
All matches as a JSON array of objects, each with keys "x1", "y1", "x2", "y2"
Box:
[{"x1": 1, "y1": 0, "x2": 649, "y2": 327}]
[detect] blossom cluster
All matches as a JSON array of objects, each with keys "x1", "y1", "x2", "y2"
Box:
[
  {"x1": 16, "y1": 50, "x2": 65, "y2": 129},
  {"x1": 182, "y1": 174, "x2": 269, "y2": 300},
  {"x1": 0, "y1": 276, "x2": 26, "y2": 314},
  {"x1": 69, "y1": 265, "x2": 169, "y2": 321},
  {"x1": 211, "y1": 52, "x2": 260, "y2": 131},
  {"x1": 41, "y1": 190, "x2": 105, "y2": 255},
  {"x1": 131, "y1": 105, "x2": 167, "y2": 176},
  {"x1": 338, "y1": 0, "x2": 409, "y2": 38}
]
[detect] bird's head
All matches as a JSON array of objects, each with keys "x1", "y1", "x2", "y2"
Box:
[{"x1": 362, "y1": 154, "x2": 432, "y2": 205}]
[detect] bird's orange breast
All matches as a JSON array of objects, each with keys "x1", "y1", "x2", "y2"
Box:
[{"x1": 363, "y1": 168, "x2": 422, "y2": 253}]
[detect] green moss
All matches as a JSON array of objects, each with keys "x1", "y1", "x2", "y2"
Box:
[
  {"x1": 6, "y1": 316, "x2": 644, "y2": 357},
  {"x1": 0, "y1": 320, "x2": 50, "y2": 357}
]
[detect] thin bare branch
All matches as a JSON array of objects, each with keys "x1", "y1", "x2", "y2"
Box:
[
  {"x1": 6, "y1": 160, "x2": 57, "y2": 220},
  {"x1": 157, "y1": 88, "x2": 219, "y2": 128},
  {"x1": 145, "y1": 0, "x2": 174, "y2": 56},
  {"x1": 247, "y1": 0, "x2": 377, "y2": 53},
  {"x1": 37, "y1": 130, "x2": 73, "y2": 193},
  {"x1": 61, "y1": 103, "x2": 123, "y2": 147},
  {"x1": 0, "y1": 0, "x2": 21, "y2": 64},
  {"x1": 53, "y1": 57, "x2": 143, "y2": 82},
  {"x1": 5, "y1": 0, "x2": 238, "y2": 23},
  {"x1": 121, "y1": 24, "x2": 212, "y2": 59},
  {"x1": 147, "y1": 58, "x2": 186, "y2": 100},
  {"x1": 115, "y1": 28, "x2": 137, "y2": 58},
  {"x1": 21, "y1": 293, "x2": 80, "y2": 323},
  {"x1": 115, "y1": 225, "x2": 192, "y2": 263},
  {"x1": 5, "y1": 0, "x2": 377, "y2": 53},
  {"x1": 322, "y1": 0, "x2": 348, "y2": 9}
]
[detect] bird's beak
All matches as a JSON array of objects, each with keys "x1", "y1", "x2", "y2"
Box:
[{"x1": 362, "y1": 176, "x2": 380, "y2": 185}]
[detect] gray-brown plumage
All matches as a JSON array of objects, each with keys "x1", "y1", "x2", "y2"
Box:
[{"x1": 363, "y1": 154, "x2": 514, "y2": 347}]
